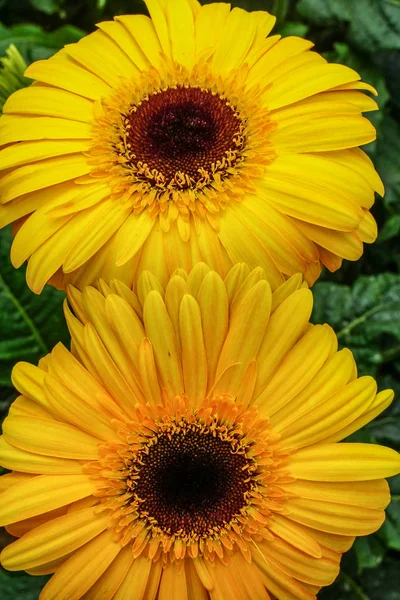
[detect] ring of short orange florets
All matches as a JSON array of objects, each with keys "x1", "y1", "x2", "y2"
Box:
[
  {"x1": 86, "y1": 60, "x2": 276, "y2": 223},
  {"x1": 87, "y1": 397, "x2": 287, "y2": 563}
]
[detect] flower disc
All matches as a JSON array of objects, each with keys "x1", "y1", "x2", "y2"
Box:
[
  {"x1": 0, "y1": 0, "x2": 382, "y2": 293},
  {"x1": 0, "y1": 264, "x2": 399, "y2": 600}
]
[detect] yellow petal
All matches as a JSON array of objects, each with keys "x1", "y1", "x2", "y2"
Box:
[
  {"x1": 166, "y1": 0, "x2": 195, "y2": 68},
  {"x1": 0, "y1": 156, "x2": 91, "y2": 204},
  {"x1": 255, "y1": 288, "x2": 312, "y2": 394},
  {"x1": 269, "y1": 514, "x2": 322, "y2": 558},
  {"x1": 212, "y1": 7, "x2": 258, "y2": 72},
  {"x1": 40, "y1": 529, "x2": 122, "y2": 600},
  {"x1": 284, "y1": 496, "x2": 385, "y2": 536},
  {"x1": 194, "y1": 3, "x2": 230, "y2": 58},
  {"x1": 289, "y1": 443, "x2": 400, "y2": 481},
  {"x1": 1, "y1": 506, "x2": 108, "y2": 571},
  {"x1": 116, "y1": 15, "x2": 162, "y2": 67},
  {"x1": 0, "y1": 474, "x2": 95, "y2": 526},
  {"x1": 283, "y1": 478, "x2": 390, "y2": 510},
  {"x1": 263, "y1": 62, "x2": 362, "y2": 110},
  {"x1": 216, "y1": 280, "x2": 272, "y2": 386},
  {"x1": 279, "y1": 376, "x2": 377, "y2": 449},
  {"x1": 25, "y1": 57, "x2": 110, "y2": 100},
  {"x1": 246, "y1": 36, "x2": 314, "y2": 87},
  {"x1": 43, "y1": 373, "x2": 120, "y2": 442},
  {"x1": 293, "y1": 219, "x2": 363, "y2": 260},
  {"x1": 113, "y1": 555, "x2": 153, "y2": 600},
  {"x1": 0, "y1": 140, "x2": 90, "y2": 172},
  {"x1": 322, "y1": 388, "x2": 394, "y2": 443},
  {"x1": 270, "y1": 113, "x2": 375, "y2": 153},
  {"x1": 0, "y1": 115, "x2": 92, "y2": 145},
  {"x1": 0, "y1": 437, "x2": 83, "y2": 475},
  {"x1": 3, "y1": 86, "x2": 94, "y2": 122},
  {"x1": 96, "y1": 20, "x2": 150, "y2": 71},
  {"x1": 82, "y1": 545, "x2": 134, "y2": 600},
  {"x1": 179, "y1": 294, "x2": 207, "y2": 406},
  {"x1": 143, "y1": 290, "x2": 184, "y2": 396},
  {"x1": 256, "y1": 324, "x2": 336, "y2": 418},
  {"x1": 218, "y1": 208, "x2": 285, "y2": 290},
  {"x1": 197, "y1": 271, "x2": 229, "y2": 390},
  {"x1": 139, "y1": 338, "x2": 162, "y2": 407},
  {"x1": 3, "y1": 415, "x2": 100, "y2": 460},
  {"x1": 271, "y1": 348, "x2": 355, "y2": 430}
]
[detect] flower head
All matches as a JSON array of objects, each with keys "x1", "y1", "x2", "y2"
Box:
[
  {"x1": 0, "y1": 0, "x2": 382, "y2": 293},
  {"x1": 1, "y1": 264, "x2": 399, "y2": 600}
]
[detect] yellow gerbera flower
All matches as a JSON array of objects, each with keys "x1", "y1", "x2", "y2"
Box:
[
  {"x1": 0, "y1": 0, "x2": 382, "y2": 294},
  {"x1": 0, "y1": 264, "x2": 399, "y2": 600}
]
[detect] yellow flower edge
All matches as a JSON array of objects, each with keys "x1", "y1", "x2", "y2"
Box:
[
  {"x1": 0, "y1": 264, "x2": 399, "y2": 600},
  {"x1": 0, "y1": 0, "x2": 382, "y2": 294}
]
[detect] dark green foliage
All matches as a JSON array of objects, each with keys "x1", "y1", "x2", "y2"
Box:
[
  {"x1": 0, "y1": 227, "x2": 70, "y2": 388},
  {"x1": 0, "y1": 0, "x2": 399, "y2": 598}
]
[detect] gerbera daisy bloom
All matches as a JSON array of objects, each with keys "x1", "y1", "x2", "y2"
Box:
[
  {"x1": 0, "y1": 264, "x2": 399, "y2": 600},
  {"x1": 0, "y1": 0, "x2": 382, "y2": 294}
]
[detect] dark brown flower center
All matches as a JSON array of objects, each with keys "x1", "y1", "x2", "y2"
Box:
[
  {"x1": 129, "y1": 423, "x2": 254, "y2": 537},
  {"x1": 121, "y1": 86, "x2": 245, "y2": 189}
]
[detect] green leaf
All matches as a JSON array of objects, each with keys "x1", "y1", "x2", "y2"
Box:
[
  {"x1": 0, "y1": 23, "x2": 85, "y2": 63},
  {"x1": 296, "y1": 0, "x2": 351, "y2": 25},
  {"x1": 376, "y1": 116, "x2": 400, "y2": 212},
  {"x1": 29, "y1": 0, "x2": 60, "y2": 14},
  {"x1": 377, "y1": 214, "x2": 400, "y2": 242},
  {"x1": 311, "y1": 274, "x2": 400, "y2": 375},
  {"x1": 361, "y1": 556, "x2": 400, "y2": 599},
  {"x1": 349, "y1": 0, "x2": 400, "y2": 53},
  {"x1": 353, "y1": 536, "x2": 385, "y2": 571},
  {"x1": 279, "y1": 21, "x2": 310, "y2": 38},
  {"x1": 0, "y1": 568, "x2": 49, "y2": 600},
  {"x1": 0, "y1": 228, "x2": 70, "y2": 388},
  {"x1": 378, "y1": 496, "x2": 400, "y2": 550}
]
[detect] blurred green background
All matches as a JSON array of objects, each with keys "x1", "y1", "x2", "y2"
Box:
[{"x1": 0, "y1": 0, "x2": 400, "y2": 598}]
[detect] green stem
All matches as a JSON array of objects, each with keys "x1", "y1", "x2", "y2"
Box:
[
  {"x1": 336, "y1": 304, "x2": 387, "y2": 339},
  {"x1": 379, "y1": 343, "x2": 400, "y2": 362},
  {"x1": 340, "y1": 572, "x2": 370, "y2": 600},
  {"x1": 272, "y1": 0, "x2": 289, "y2": 29},
  {"x1": 0, "y1": 273, "x2": 48, "y2": 354}
]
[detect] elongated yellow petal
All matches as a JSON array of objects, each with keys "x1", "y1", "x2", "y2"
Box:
[
  {"x1": 113, "y1": 555, "x2": 153, "y2": 600},
  {"x1": 0, "y1": 437, "x2": 83, "y2": 475},
  {"x1": 255, "y1": 288, "x2": 313, "y2": 394},
  {"x1": 82, "y1": 545, "x2": 134, "y2": 600},
  {"x1": 197, "y1": 271, "x2": 228, "y2": 389},
  {"x1": 256, "y1": 324, "x2": 336, "y2": 418},
  {"x1": 179, "y1": 294, "x2": 207, "y2": 406},
  {"x1": 3, "y1": 86, "x2": 94, "y2": 122},
  {"x1": 284, "y1": 496, "x2": 385, "y2": 536},
  {"x1": 279, "y1": 376, "x2": 377, "y2": 449},
  {"x1": 3, "y1": 415, "x2": 99, "y2": 460},
  {"x1": 271, "y1": 348, "x2": 355, "y2": 430},
  {"x1": 40, "y1": 529, "x2": 122, "y2": 600},
  {"x1": 143, "y1": 290, "x2": 184, "y2": 396},
  {"x1": 25, "y1": 58, "x2": 110, "y2": 100},
  {"x1": 0, "y1": 474, "x2": 95, "y2": 526},
  {"x1": 216, "y1": 280, "x2": 271, "y2": 387},
  {"x1": 1, "y1": 507, "x2": 108, "y2": 571},
  {"x1": 269, "y1": 515, "x2": 322, "y2": 558},
  {"x1": 283, "y1": 478, "x2": 390, "y2": 510},
  {"x1": 289, "y1": 443, "x2": 400, "y2": 481}
]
